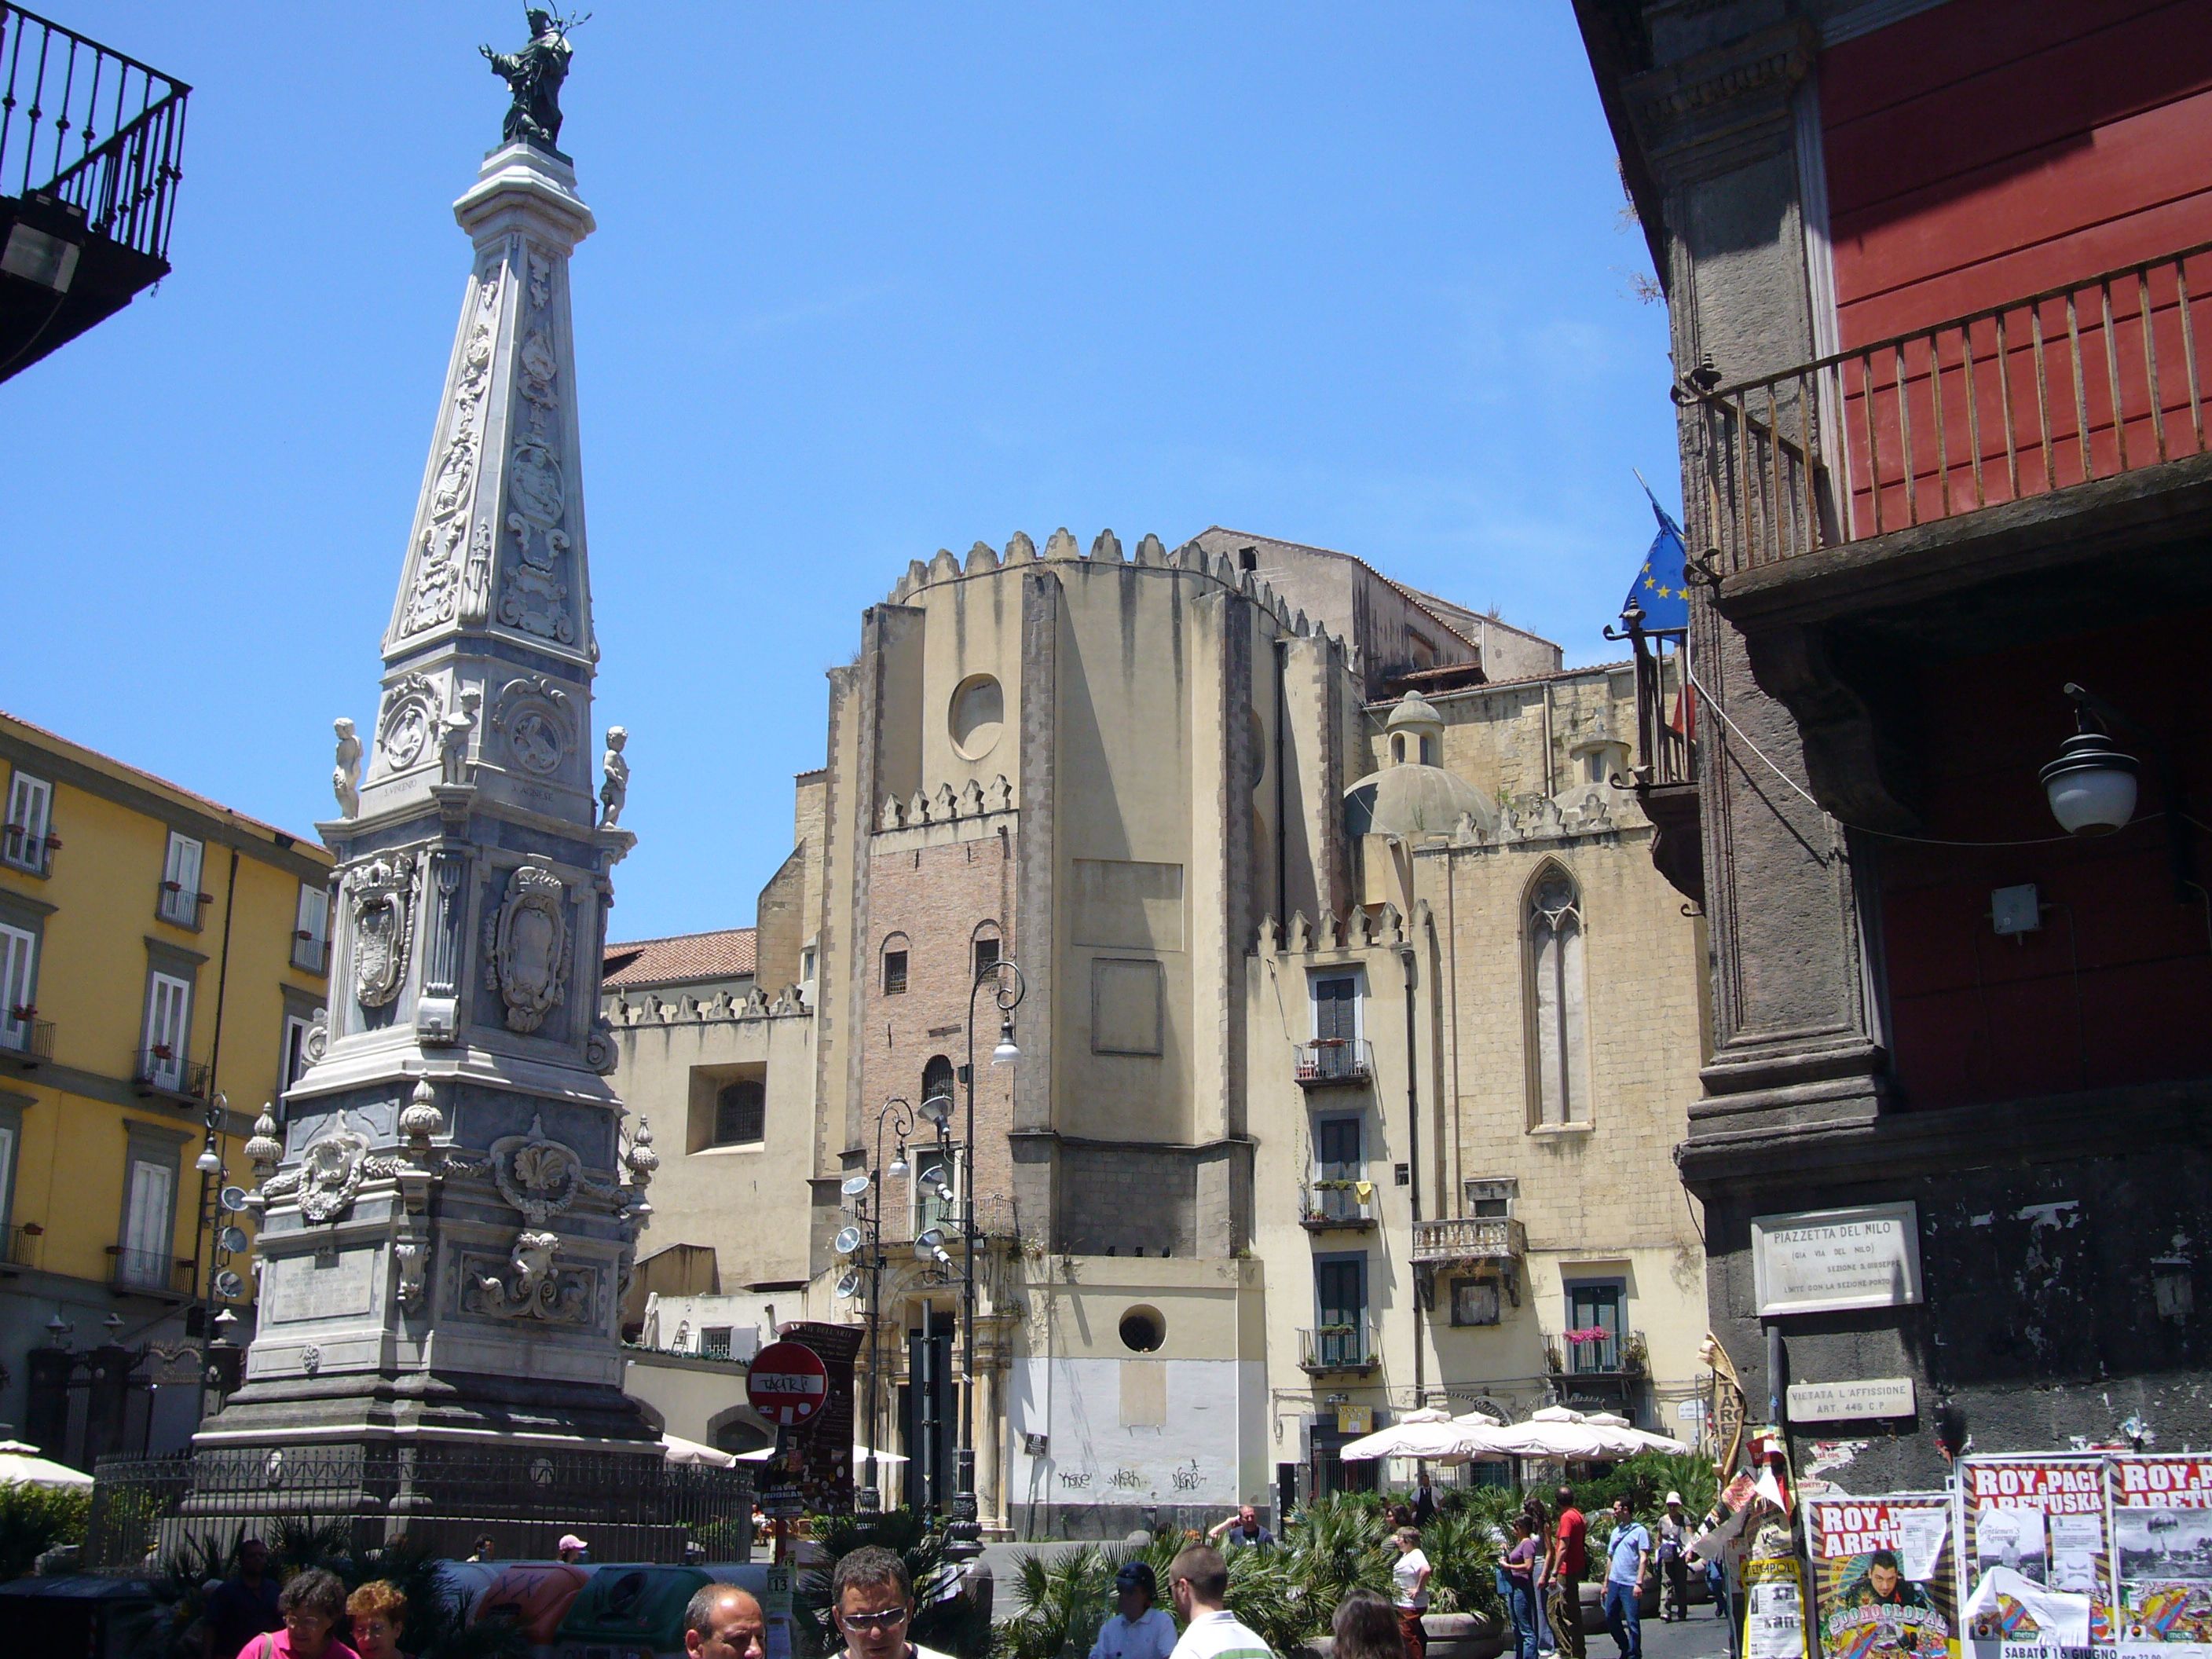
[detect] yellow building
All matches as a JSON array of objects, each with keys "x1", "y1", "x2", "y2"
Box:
[{"x1": 0, "y1": 711, "x2": 330, "y2": 1465}]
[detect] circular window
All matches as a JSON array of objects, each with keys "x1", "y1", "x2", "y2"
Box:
[
  {"x1": 1119, "y1": 1305, "x2": 1166, "y2": 1353},
  {"x1": 950, "y1": 674, "x2": 1004, "y2": 760}
]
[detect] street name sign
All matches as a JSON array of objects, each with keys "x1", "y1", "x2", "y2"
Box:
[{"x1": 1751, "y1": 1201, "x2": 1923, "y2": 1317}]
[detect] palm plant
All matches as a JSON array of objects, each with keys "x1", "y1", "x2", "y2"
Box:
[{"x1": 1000, "y1": 1544, "x2": 1119, "y2": 1659}]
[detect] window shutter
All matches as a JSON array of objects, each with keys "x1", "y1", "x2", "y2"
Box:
[
  {"x1": 145, "y1": 972, "x2": 191, "y2": 1086},
  {"x1": 123, "y1": 1158, "x2": 174, "y2": 1277},
  {"x1": 0, "y1": 923, "x2": 34, "y2": 1042},
  {"x1": 5, "y1": 773, "x2": 50, "y2": 867}
]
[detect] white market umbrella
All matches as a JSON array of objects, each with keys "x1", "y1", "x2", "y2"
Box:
[
  {"x1": 735, "y1": 1442, "x2": 908, "y2": 1466},
  {"x1": 0, "y1": 1440, "x2": 93, "y2": 1489},
  {"x1": 1340, "y1": 1419, "x2": 1508, "y2": 1463},
  {"x1": 1488, "y1": 1412, "x2": 1677, "y2": 1459},
  {"x1": 661, "y1": 1433, "x2": 739, "y2": 1467}
]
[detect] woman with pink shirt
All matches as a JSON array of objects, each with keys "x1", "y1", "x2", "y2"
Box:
[{"x1": 236, "y1": 1569, "x2": 359, "y2": 1659}]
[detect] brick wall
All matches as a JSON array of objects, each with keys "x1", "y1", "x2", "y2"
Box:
[{"x1": 858, "y1": 820, "x2": 1020, "y2": 1238}]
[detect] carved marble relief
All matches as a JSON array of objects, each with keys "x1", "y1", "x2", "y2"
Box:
[
  {"x1": 489, "y1": 1110, "x2": 583, "y2": 1226},
  {"x1": 498, "y1": 240, "x2": 575, "y2": 644},
  {"x1": 490, "y1": 675, "x2": 573, "y2": 777},
  {"x1": 482, "y1": 862, "x2": 569, "y2": 1032},
  {"x1": 348, "y1": 852, "x2": 419, "y2": 1009},
  {"x1": 403, "y1": 264, "x2": 504, "y2": 636},
  {"x1": 376, "y1": 673, "x2": 444, "y2": 774},
  {"x1": 295, "y1": 1119, "x2": 372, "y2": 1224},
  {"x1": 463, "y1": 1229, "x2": 591, "y2": 1324}
]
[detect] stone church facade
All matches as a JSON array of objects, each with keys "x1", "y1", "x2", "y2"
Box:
[{"x1": 604, "y1": 526, "x2": 1708, "y2": 1535}]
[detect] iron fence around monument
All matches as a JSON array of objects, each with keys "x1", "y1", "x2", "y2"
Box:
[{"x1": 85, "y1": 1444, "x2": 753, "y2": 1572}]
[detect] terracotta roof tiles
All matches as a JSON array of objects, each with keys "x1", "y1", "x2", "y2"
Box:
[{"x1": 602, "y1": 927, "x2": 757, "y2": 989}]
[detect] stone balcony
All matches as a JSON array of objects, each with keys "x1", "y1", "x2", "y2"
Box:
[{"x1": 1411, "y1": 1216, "x2": 1526, "y2": 1266}]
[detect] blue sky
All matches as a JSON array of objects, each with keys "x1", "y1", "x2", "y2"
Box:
[{"x1": 2, "y1": 4, "x2": 1673, "y2": 943}]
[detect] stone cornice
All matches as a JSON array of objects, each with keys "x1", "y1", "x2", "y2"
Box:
[{"x1": 1625, "y1": 17, "x2": 1815, "y2": 182}]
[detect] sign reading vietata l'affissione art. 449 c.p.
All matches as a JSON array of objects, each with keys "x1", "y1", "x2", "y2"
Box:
[{"x1": 1751, "y1": 1201, "x2": 1924, "y2": 1317}]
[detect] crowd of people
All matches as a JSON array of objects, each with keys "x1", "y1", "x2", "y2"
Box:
[
  {"x1": 191, "y1": 1479, "x2": 1752, "y2": 1659},
  {"x1": 199, "y1": 1538, "x2": 411, "y2": 1659}
]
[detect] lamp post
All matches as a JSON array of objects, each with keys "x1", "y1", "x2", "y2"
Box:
[
  {"x1": 840, "y1": 1097, "x2": 917, "y2": 1511},
  {"x1": 945, "y1": 954, "x2": 1023, "y2": 1563},
  {"x1": 190, "y1": 1093, "x2": 248, "y2": 1419}
]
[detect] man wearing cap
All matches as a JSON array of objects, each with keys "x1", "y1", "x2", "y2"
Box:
[
  {"x1": 1091, "y1": 1562, "x2": 1178, "y2": 1659},
  {"x1": 558, "y1": 1534, "x2": 588, "y2": 1564},
  {"x1": 1657, "y1": 1495, "x2": 1690, "y2": 1623}
]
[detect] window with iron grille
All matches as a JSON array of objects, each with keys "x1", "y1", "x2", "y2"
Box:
[
  {"x1": 700, "y1": 1326, "x2": 734, "y2": 1360},
  {"x1": 973, "y1": 932, "x2": 1000, "y2": 980},
  {"x1": 882, "y1": 940, "x2": 908, "y2": 995},
  {"x1": 714, "y1": 1080, "x2": 765, "y2": 1145}
]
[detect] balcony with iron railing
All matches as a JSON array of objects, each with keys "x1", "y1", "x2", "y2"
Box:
[
  {"x1": 108, "y1": 1245, "x2": 192, "y2": 1296},
  {"x1": 1, "y1": 819, "x2": 57, "y2": 874},
  {"x1": 1690, "y1": 241, "x2": 2212, "y2": 589},
  {"x1": 1, "y1": 6, "x2": 191, "y2": 382},
  {"x1": 1298, "y1": 1319, "x2": 1382, "y2": 1375},
  {"x1": 2, "y1": 1011, "x2": 52, "y2": 1067},
  {"x1": 157, "y1": 879, "x2": 210, "y2": 928},
  {"x1": 1295, "y1": 1038, "x2": 1373, "y2": 1090},
  {"x1": 2, "y1": 1221, "x2": 39, "y2": 1270},
  {"x1": 1299, "y1": 1179, "x2": 1376, "y2": 1232},
  {"x1": 131, "y1": 1046, "x2": 209, "y2": 1100}
]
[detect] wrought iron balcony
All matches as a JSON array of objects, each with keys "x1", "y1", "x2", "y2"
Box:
[
  {"x1": 1298, "y1": 1320, "x2": 1381, "y2": 1375},
  {"x1": 1299, "y1": 1180, "x2": 1376, "y2": 1231},
  {"x1": 2, "y1": 1221, "x2": 38, "y2": 1269},
  {"x1": 132, "y1": 1046, "x2": 208, "y2": 1099},
  {"x1": 157, "y1": 880, "x2": 209, "y2": 928},
  {"x1": 0, "y1": 819, "x2": 57, "y2": 874},
  {"x1": 1, "y1": 1013, "x2": 53, "y2": 1066},
  {"x1": 1411, "y1": 1215, "x2": 1527, "y2": 1266},
  {"x1": 108, "y1": 1245, "x2": 192, "y2": 1296},
  {"x1": 0, "y1": 6, "x2": 191, "y2": 383},
  {"x1": 1295, "y1": 1038, "x2": 1373, "y2": 1089},
  {"x1": 1690, "y1": 240, "x2": 2212, "y2": 576}
]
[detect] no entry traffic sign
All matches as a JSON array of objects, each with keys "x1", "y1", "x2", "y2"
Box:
[{"x1": 748, "y1": 1339, "x2": 829, "y2": 1427}]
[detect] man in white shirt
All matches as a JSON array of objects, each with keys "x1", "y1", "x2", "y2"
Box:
[
  {"x1": 831, "y1": 1545, "x2": 958, "y2": 1659},
  {"x1": 1166, "y1": 1544, "x2": 1275, "y2": 1659},
  {"x1": 1091, "y1": 1562, "x2": 1178, "y2": 1659}
]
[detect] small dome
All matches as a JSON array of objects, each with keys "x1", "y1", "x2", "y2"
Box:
[
  {"x1": 1384, "y1": 692, "x2": 1445, "y2": 735},
  {"x1": 1345, "y1": 762, "x2": 1499, "y2": 842}
]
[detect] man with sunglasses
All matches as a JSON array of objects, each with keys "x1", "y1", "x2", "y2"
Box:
[{"x1": 831, "y1": 1547, "x2": 956, "y2": 1659}]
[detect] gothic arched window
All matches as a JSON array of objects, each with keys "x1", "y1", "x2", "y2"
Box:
[{"x1": 1525, "y1": 866, "x2": 1589, "y2": 1126}]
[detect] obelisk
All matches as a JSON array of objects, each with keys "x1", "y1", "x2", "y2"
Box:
[{"x1": 196, "y1": 30, "x2": 661, "y2": 1478}]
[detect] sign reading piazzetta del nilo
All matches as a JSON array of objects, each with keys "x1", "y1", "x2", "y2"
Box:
[{"x1": 1752, "y1": 1201, "x2": 1923, "y2": 1317}]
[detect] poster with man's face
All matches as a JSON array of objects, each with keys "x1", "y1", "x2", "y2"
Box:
[{"x1": 1810, "y1": 1493, "x2": 1959, "y2": 1659}]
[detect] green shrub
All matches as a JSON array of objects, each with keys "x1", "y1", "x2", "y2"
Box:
[{"x1": 0, "y1": 1479, "x2": 91, "y2": 1581}]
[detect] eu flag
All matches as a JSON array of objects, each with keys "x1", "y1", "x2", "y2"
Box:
[{"x1": 1621, "y1": 482, "x2": 1691, "y2": 632}]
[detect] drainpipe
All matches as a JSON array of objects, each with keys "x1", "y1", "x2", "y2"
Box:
[
  {"x1": 1274, "y1": 638, "x2": 1290, "y2": 928},
  {"x1": 1401, "y1": 933, "x2": 1422, "y2": 1407}
]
